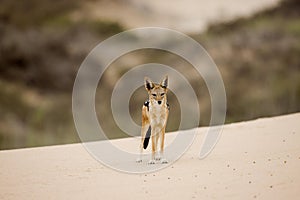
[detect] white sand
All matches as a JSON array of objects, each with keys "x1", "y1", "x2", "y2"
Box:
[{"x1": 1, "y1": 113, "x2": 300, "y2": 199}]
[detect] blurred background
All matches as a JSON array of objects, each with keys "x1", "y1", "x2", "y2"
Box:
[{"x1": 0, "y1": 0, "x2": 299, "y2": 150}]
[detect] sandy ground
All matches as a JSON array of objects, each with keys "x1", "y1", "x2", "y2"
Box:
[
  {"x1": 1, "y1": 113, "x2": 300, "y2": 199},
  {"x1": 72, "y1": 0, "x2": 281, "y2": 33}
]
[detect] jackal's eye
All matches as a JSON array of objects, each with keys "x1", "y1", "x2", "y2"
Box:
[
  {"x1": 161, "y1": 93, "x2": 165, "y2": 96},
  {"x1": 152, "y1": 94, "x2": 157, "y2": 97}
]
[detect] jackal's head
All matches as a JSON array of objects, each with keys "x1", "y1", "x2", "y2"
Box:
[{"x1": 144, "y1": 76, "x2": 168, "y2": 105}]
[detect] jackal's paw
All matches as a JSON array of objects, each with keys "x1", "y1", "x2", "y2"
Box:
[
  {"x1": 136, "y1": 158, "x2": 142, "y2": 163},
  {"x1": 155, "y1": 156, "x2": 161, "y2": 161},
  {"x1": 148, "y1": 159, "x2": 156, "y2": 165},
  {"x1": 161, "y1": 158, "x2": 168, "y2": 164}
]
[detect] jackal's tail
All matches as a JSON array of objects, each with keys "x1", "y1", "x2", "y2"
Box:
[{"x1": 143, "y1": 126, "x2": 151, "y2": 149}]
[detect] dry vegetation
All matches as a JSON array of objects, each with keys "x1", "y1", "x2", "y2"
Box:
[
  {"x1": 199, "y1": 0, "x2": 300, "y2": 122},
  {"x1": 0, "y1": 0, "x2": 299, "y2": 149}
]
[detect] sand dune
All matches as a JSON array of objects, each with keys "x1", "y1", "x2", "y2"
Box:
[{"x1": 1, "y1": 113, "x2": 300, "y2": 199}]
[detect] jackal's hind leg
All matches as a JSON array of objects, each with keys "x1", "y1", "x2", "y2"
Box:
[{"x1": 136, "y1": 123, "x2": 149, "y2": 163}]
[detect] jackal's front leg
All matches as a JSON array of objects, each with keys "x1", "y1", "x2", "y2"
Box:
[
  {"x1": 154, "y1": 131, "x2": 161, "y2": 161},
  {"x1": 160, "y1": 127, "x2": 168, "y2": 164},
  {"x1": 148, "y1": 133, "x2": 156, "y2": 165}
]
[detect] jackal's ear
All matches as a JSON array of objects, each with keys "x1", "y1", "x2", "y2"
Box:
[
  {"x1": 144, "y1": 77, "x2": 154, "y2": 91},
  {"x1": 160, "y1": 75, "x2": 168, "y2": 89}
]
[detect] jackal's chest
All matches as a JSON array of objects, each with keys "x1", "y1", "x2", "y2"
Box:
[{"x1": 149, "y1": 104, "x2": 168, "y2": 126}]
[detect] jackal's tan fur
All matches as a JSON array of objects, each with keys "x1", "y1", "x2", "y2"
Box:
[{"x1": 137, "y1": 76, "x2": 169, "y2": 164}]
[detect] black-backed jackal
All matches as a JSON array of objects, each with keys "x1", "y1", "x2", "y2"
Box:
[{"x1": 136, "y1": 76, "x2": 169, "y2": 164}]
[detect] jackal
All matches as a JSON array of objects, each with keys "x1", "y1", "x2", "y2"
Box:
[{"x1": 136, "y1": 76, "x2": 169, "y2": 164}]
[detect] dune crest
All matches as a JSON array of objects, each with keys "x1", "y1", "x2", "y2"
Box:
[{"x1": 1, "y1": 113, "x2": 300, "y2": 199}]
